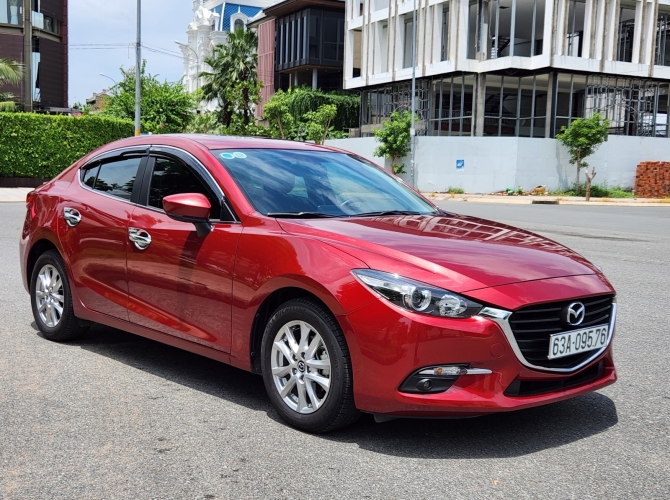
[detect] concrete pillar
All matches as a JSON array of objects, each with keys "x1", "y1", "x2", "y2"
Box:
[
  {"x1": 312, "y1": 68, "x2": 318, "y2": 89},
  {"x1": 631, "y1": 0, "x2": 644, "y2": 63},
  {"x1": 641, "y1": 0, "x2": 658, "y2": 66},
  {"x1": 475, "y1": 73, "x2": 486, "y2": 136}
]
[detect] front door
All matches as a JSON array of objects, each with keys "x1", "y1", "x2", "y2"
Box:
[
  {"x1": 126, "y1": 152, "x2": 241, "y2": 352},
  {"x1": 60, "y1": 153, "x2": 146, "y2": 320}
]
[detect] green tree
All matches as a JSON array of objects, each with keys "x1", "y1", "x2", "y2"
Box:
[
  {"x1": 303, "y1": 104, "x2": 337, "y2": 145},
  {"x1": 0, "y1": 58, "x2": 22, "y2": 112},
  {"x1": 373, "y1": 110, "x2": 413, "y2": 174},
  {"x1": 263, "y1": 89, "x2": 294, "y2": 139},
  {"x1": 102, "y1": 62, "x2": 199, "y2": 133},
  {"x1": 200, "y1": 27, "x2": 260, "y2": 128},
  {"x1": 556, "y1": 112, "x2": 610, "y2": 200}
]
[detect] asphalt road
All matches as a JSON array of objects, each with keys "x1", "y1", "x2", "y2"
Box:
[{"x1": 1, "y1": 201, "x2": 669, "y2": 499}]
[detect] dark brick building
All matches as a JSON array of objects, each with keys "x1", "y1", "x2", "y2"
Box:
[{"x1": 0, "y1": 0, "x2": 68, "y2": 110}]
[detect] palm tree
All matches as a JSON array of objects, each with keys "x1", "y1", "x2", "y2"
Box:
[
  {"x1": 0, "y1": 58, "x2": 22, "y2": 112},
  {"x1": 200, "y1": 27, "x2": 259, "y2": 127}
]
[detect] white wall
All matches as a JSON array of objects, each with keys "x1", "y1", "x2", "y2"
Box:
[{"x1": 325, "y1": 136, "x2": 670, "y2": 192}]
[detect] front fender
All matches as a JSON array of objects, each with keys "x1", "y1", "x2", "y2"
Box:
[{"x1": 229, "y1": 222, "x2": 374, "y2": 369}]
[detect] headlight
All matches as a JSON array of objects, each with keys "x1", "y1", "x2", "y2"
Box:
[{"x1": 352, "y1": 269, "x2": 482, "y2": 318}]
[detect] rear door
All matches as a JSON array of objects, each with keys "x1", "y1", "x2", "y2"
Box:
[
  {"x1": 125, "y1": 147, "x2": 241, "y2": 352},
  {"x1": 60, "y1": 150, "x2": 147, "y2": 320}
]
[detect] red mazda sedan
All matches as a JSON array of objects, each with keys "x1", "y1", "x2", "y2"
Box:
[{"x1": 20, "y1": 135, "x2": 617, "y2": 432}]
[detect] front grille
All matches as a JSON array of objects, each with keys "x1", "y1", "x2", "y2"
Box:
[{"x1": 508, "y1": 295, "x2": 614, "y2": 369}]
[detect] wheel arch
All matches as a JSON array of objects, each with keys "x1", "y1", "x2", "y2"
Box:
[
  {"x1": 249, "y1": 287, "x2": 336, "y2": 374},
  {"x1": 26, "y1": 237, "x2": 61, "y2": 287}
]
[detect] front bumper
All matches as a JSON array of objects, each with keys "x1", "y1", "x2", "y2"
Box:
[{"x1": 342, "y1": 276, "x2": 617, "y2": 417}]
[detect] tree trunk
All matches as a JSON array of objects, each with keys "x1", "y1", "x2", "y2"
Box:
[
  {"x1": 584, "y1": 167, "x2": 597, "y2": 201},
  {"x1": 277, "y1": 117, "x2": 285, "y2": 139},
  {"x1": 575, "y1": 153, "x2": 581, "y2": 195}
]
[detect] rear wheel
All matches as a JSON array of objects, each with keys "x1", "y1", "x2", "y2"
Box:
[
  {"x1": 30, "y1": 250, "x2": 88, "y2": 342},
  {"x1": 261, "y1": 298, "x2": 359, "y2": 433}
]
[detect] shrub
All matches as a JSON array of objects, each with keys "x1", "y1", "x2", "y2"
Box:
[
  {"x1": 0, "y1": 113, "x2": 133, "y2": 178},
  {"x1": 264, "y1": 87, "x2": 359, "y2": 137},
  {"x1": 373, "y1": 110, "x2": 413, "y2": 174}
]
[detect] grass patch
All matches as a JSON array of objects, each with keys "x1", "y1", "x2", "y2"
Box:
[
  {"x1": 446, "y1": 186, "x2": 465, "y2": 194},
  {"x1": 551, "y1": 183, "x2": 635, "y2": 198}
]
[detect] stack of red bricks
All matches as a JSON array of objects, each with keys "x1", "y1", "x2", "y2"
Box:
[{"x1": 634, "y1": 161, "x2": 670, "y2": 198}]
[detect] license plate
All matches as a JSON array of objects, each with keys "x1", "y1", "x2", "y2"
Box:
[{"x1": 548, "y1": 325, "x2": 609, "y2": 360}]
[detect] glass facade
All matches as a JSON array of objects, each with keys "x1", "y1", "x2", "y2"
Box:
[
  {"x1": 483, "y1": 74, "x2": 547, "y2": 138},
  {"x1": 359, "y1": 72, "x2": 670, "y2": 139},
  {"x1": 276, "y1": 9, "x2": 344, "y2": 72}
]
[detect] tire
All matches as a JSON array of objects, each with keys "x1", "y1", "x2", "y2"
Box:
[
  {"x1": 261, "y1": 298, "x2": 359, "y2": 433},
  {"x1": 30, "y1": 250, "x2": 88, "y2": 342}
]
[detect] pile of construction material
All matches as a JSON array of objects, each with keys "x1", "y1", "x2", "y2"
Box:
[{"x1": 634, "y1": 161, "x2": 670, "y2": 198}]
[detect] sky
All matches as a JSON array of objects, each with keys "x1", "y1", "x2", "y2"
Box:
[{"x1": 68, "y1": 0, "x2": 193, "y2": 106}]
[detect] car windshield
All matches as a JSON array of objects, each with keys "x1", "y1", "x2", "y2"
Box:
[{"x1": 214, "y1": 149, "x2": 438, "y2": 217}]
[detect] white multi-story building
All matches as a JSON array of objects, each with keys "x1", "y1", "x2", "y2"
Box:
[
  {"x1": 177, "y1": 0, "x2": 278, "y2": 101},
  {"x1": 343, "y1": 0, "x2": 670, "y2": 138}
]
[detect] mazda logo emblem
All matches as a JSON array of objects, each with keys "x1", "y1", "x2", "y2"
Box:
[{"x1": 566, "y1": 302, "x2": 586, "y2": 326}]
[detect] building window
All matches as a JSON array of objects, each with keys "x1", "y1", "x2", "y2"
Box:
[
  {"x1": 617, "y1": 3, "x2": 636, "y2": 62},
  {"x1": 309, "y1": 15, "x2": 320, "y2": 59},
  {"x1": 375, "y1": 22, "x2": 388, "y2": 74},
  {"x1": 234, "y1": 19, "x2": 244, "y2": 32},
  {"x1": 566, "y1": 0, "x2": 584, "y2": 57},
  {"x1": 554, "y1": 73, "x2": 586, "y2": 133},
  {"x1": 585, "y1": 77, "x2": 670, "y2": 137},
  {"x1": 403, "y1": 16, "x2": 414, "y2": 69},
  {"x1": 1, "y1": 0, "x2": 22, "y2": 25},
  {"x1": 360, "y1": 80, "x2": 430, "y2": 134},
  {"x1": 441, "y1": 6, "x2": 449, "y2": 61},
  {"x1": 429, "y1": 75, "x2": 475, "y2": 136},
  {"x1": 489, "y1": 0, "x2": 545, "y2": 59},
  {"x1": 43, "y1": 15, "x2": 59, "y2": 34},
  {"x1": 656, "y1": 8, "x2": 670, "y2": 67},
  {"x1": 482, "y1": 73, "x2": 548, "y2": 137}
]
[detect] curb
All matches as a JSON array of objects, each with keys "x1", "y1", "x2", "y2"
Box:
[{"x1": 425, "y1": 193, "x2": 670, "y2": 207}]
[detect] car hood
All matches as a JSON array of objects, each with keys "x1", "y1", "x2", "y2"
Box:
[{"x1": 277, "y1": 213, "x2": 600, "y2": 292}]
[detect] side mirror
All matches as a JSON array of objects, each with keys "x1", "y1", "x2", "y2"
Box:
[{"x1": 162, "y1": 193, "x2": 213, "y2": 237}]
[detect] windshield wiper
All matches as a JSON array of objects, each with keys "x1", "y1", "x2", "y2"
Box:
[
  {"x1": 267, "y1": 212, "x2": 340, "y2": 218},
  {"x1": 351, "y1": 210, "x2": 426, "y2": 217}
]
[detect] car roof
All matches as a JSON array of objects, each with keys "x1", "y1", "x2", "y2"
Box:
[
  {"x1": 101, "y1": 134, "x2": 334, "y2": 152},
  {"x1": 187, "y1": 135, "x2": 329, "y2": 151}
]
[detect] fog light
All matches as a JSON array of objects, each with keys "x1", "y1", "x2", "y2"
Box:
[
  {"x1": 399, "y1": 365, "x2": 493, "y2": 394},
  {"x1": 418, "y1": 366, "x2": 465, "y2": 377}
]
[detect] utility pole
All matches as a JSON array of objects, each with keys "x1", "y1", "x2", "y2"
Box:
[
  {"x1": 22, "y1": 0, "x2": 32, "y2": 112},
  {"x1": 409, "y1": 0, "x2": 417, "y2": 188},
  {"x1": 135, "y1": 0, "x2": 142, "y2": 136}
]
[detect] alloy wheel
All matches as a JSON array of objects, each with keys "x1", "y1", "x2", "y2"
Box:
[
  {"x1": 35, "y1": 264, "x2": 64, "y2": 328},
  {"x1": 271, "y1": 320, "x2": 331, "y2": 414}
]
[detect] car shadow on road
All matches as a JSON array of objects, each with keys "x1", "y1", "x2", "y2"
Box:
[{"x1": 55, "y1": 323, "x2": 619, "y2": 460}]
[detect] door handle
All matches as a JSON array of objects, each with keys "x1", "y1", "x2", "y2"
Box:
[
  {"x1": 128, "y1": 227, "x2": 152, "y2": 250},
  {"x1": 63, "y1": 207, "x2": 81, "y2": 227}
]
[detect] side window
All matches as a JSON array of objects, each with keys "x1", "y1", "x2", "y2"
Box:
[
  {"x1": 81, "y1": 164, "x2": 99, "y2": 188},
  {"x1": 91, "y1": 157, "x2": 142, "y2": 201},
  {"x1": 148, "y1": 157, "x2": 221, "y2": 218}
]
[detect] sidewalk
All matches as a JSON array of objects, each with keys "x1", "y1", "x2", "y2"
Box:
[
  {"x1": 425, "y1": 192, "x2": 670, "y2": 207},
  {"x1": 0, "y1": 188, "x2": 34, "y2": 203}
]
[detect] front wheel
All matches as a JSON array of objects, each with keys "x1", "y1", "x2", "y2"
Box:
[
  {"x1": 30, "y1": 250, "x2": 88, "y2": 342},
  {"x1": 261, "y1": 298, "x2": 359, "y2": 433}
]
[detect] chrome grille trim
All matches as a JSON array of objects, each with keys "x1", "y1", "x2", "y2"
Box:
[{"x1": 478, "y1": 302, "x2": 617, "y2": 373}]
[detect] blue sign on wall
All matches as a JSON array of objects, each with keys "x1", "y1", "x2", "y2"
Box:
[{"x1": 456, "y1": 159, "x2": 465, "y2": 170}]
